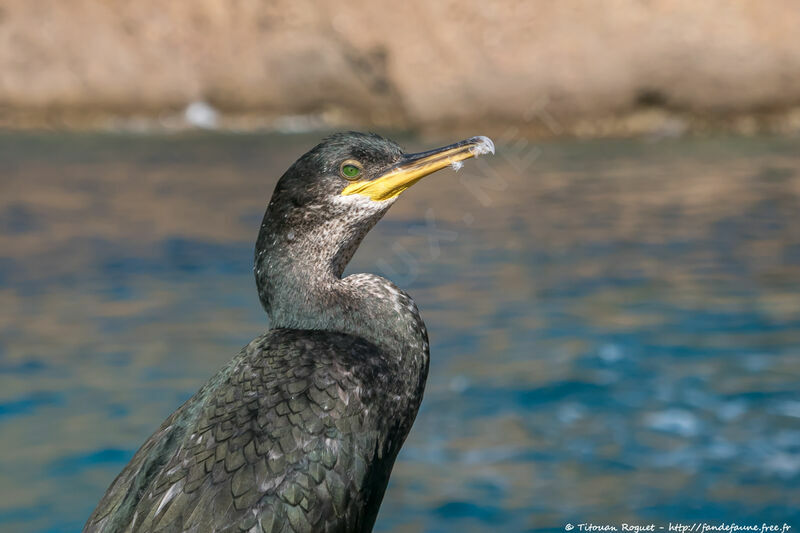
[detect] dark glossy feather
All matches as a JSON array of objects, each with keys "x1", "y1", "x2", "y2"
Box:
[{"x1": 85, "y1": 329, "x2": 414, "y2": 533}]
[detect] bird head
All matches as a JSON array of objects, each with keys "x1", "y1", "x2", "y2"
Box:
[
  {"x1": 264, "y1": 131, "x2": 494, "y2": 232},
  {"x1": 255, "y1": 132, "x2": 494, "y2": 313}
]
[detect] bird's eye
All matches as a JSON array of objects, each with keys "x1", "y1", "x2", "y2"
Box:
[{"x1": 340, "y1": 161, "x2": 362, "y2": 180}]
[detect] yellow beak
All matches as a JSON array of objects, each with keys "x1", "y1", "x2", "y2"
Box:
[{"x1": 340, "y1": 136, "x2": 495, "y2": 201}]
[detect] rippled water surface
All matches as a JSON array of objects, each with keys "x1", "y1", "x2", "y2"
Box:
[{"x1": 1, "y1": 132, "x2": 799, "y2": 533}]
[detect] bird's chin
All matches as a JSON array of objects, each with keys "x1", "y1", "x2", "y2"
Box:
[{"x1": 333, "y1": 191, "x2": 397, "y2": 211}]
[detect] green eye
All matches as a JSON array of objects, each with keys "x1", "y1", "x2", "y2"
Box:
[{"x1": 340, "y1": 162, "x2": 362, "y2": 180}]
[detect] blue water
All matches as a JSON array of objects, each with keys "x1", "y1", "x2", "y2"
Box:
[{"x1": 0, "y1": 132, "x2": 799, "y2": 532}]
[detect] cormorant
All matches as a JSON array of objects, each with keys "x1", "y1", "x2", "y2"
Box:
[{"x1": 84, "y1": 132, "x2": 495, "y2": 533}]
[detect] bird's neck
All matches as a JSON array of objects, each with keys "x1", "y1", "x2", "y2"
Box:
[
  {"x1": 267, "y1": 269, "x2": 427, "y2": 359},
  {"x1": 254, "y1": 221, "x2": 428, "y2": 362}
]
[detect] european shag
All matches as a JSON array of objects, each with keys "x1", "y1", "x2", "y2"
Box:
[{"x1": 84, "y1": 132, "x2": 495, "y2": 533}]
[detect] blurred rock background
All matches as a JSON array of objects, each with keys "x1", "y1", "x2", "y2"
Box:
[{"x1": 2, "y1": 0, "x2": 800, "y2": 137}]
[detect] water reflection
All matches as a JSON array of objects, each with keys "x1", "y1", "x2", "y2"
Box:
[{"x1": 0, "y1": 132, "x2": 799, "y2": 533}]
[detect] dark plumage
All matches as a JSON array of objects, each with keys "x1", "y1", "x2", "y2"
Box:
[{"x1": 84, "y1": 132, "x2": 494, "y2": 533}]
